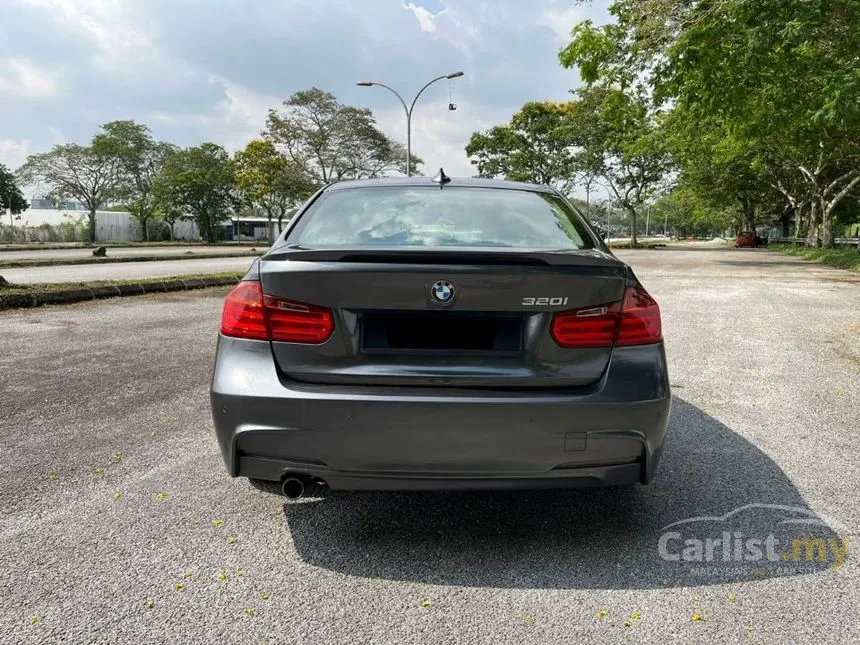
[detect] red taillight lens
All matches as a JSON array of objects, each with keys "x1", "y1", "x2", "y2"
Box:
[
  {"x1": 551, "y1": 303, "x2": 620, "y2": 348},
  {"x1": 221, "y1": 281, "x2": 268, "y2": 341},
  {"x1": 264, "y1": 296, "x2": 334, "y2": 344},
  {"x1": 616, "y1": 286, "x2": 662, "y2": 346},
  {"x1": 220, "y1": 281, "x2": 335, "y2": 344},
  {"x1": 550, "y1": 286, "x2": 662, "y2": 348}
]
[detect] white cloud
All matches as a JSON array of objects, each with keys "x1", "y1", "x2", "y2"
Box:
[
  {"x1": 19, "y1": 0, "x2": 153, "y2": 68},
  {"x1": 403, "y1": 2, "x2": 439, "y2": 33},
  {"x1": 152, "y1": 77, "x2": 280, "y2": 151},
  {"x1": 0, "y1": 59, "x2": 58, "y2": 99},
  {"x1": 2, "y1": 0, "x2": 614, "y2": 173},
  {"x1": 537, "y1": 7, "x2": 583, "y2": 41},
  {"x1": 0, "y1": 139, "x2": 32, "y2": 170}
]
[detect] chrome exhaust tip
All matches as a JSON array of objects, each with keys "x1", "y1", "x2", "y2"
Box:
[{"x1": 281, "y1": 477, "x2": 305, "y2": 499}]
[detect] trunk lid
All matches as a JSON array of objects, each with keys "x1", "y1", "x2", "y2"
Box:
[{"x1": 259, "y1": 247, "x2": 627, "y2": 388}]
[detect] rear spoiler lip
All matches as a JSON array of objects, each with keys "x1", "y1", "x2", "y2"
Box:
[{"x1": 262, "y1": 246, "x2": 625, "y2": 268}]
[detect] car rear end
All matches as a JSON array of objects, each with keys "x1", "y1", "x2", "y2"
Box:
[{"x1": 210, "y1": 179, "x2": 670, "y2": 493}]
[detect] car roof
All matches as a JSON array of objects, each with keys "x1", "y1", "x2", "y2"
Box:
[{"x1": 324, "y1": 176, "x2": 558, "y2": 194}]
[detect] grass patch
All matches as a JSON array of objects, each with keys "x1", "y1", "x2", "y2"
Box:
[
  {"x1": 0, "y1": 271, "x2": 243, "y2": 296},
  {"x1": 768, "y1": 244, "x2": 860, "y2": 272},
  {"x1": 0, "y1": 241, "x2": 263, "y2": 251},
  {"x1": 0, "y1": 251, "x2": 260, "y2": 269}
]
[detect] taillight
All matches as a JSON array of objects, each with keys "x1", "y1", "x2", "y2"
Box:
[
  {"x1": 550, "y1": 286, "x2": 662, "y2": 348},
  {"x1": 551, "y1": 303, "x2": 620, "y2": 348},
  {"x1": 264, "y1": 296, "x2": 334, "y2": 343},
  {"x1": 615, "y1": 286, "x2": 662, "y2": 346},
  {"x1": 220, "y1": 281, "x2": 335, "y2": 344},
  {"x1": 221, "y1": 281, "x2": 268, "y2": 341}
]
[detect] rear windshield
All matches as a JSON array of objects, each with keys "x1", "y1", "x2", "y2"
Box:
[{"x1": 290, "y1": 186, "x2": 595, "y2": 249}]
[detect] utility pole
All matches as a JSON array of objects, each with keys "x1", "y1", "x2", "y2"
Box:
[{"x1": 357, "y1": 72, "x2": 464, "y2": 177}]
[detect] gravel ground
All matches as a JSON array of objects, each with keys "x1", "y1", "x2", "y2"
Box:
[
  {"x1": 1, "y1": 246, "x2": 857, "y2": 644},
  {"x1": 1, "y1": 256, "x2": 258, "y2": 284}
]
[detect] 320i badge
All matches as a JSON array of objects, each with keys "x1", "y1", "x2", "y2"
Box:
[{"x1": 210, "y1": 174, "x2": 670, "y2": 498}]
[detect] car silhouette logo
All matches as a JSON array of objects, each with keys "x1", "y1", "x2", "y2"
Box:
[{"x1": 430, "y1": 280, "x2": 455, "y2": 305}]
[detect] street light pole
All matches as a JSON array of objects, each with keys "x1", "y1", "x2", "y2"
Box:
[{"x1": 357, "y1": 71, "x2": 464, "y2": 177}]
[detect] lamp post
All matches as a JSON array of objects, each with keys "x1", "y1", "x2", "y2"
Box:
[{"x1": 357, "y1": 71, "x2": 464, "y2": 177}]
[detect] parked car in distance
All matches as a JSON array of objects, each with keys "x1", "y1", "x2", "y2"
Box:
[
  {"x1": 736, "y1": 231, "x2": 767, "y2": 248},
  {"x1": 210, "y1": 175, "x2": 671, "y2": 498}
]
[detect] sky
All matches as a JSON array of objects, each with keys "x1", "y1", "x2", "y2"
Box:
[{"x1": 0, "y1": 0, "x2": 611, "y2": 192}]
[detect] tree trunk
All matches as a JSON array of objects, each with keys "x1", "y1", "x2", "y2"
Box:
[
  {"x1": 169, "y1": 221, "x2": 175, "y2": 240},
  {"x1": 626, "y1": 205, "x2": 638, "y2": 246},
  {"x1": 779, "y1": 205, "x2": 793, "y2": 237},
  {"x1": 794, "y1": 202, "x2": 805, "y2": 239},
  {"x1": 142, "y1": 218, "x2": 149, "y2": 242},
  {"x1": 267, "y1": 214, "x2": 274, "y2": 243},
  {"x1": 88, "y1": 208, "x2": 97, "y2": 243},
  {"x1": 820, "y1": 204, "x2": 835, "y2": 248},
  {"x1": 805, "y1": 200, "x2": 820, "y2": 247}
]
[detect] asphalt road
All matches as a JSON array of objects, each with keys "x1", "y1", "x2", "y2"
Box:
[
  {"x1": 1, "y1": 256, "x2": 258, "y2": 284},
  {"x1": 0, "y1": 245, "x2": 265, "y2": 262},
  {"x1": 1, "y1": 247, "x2": 858, "y2": 643}
]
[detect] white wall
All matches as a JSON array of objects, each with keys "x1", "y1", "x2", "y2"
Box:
[{"x1": 11, "y1": 209, "x2": 204, "y2": 241}]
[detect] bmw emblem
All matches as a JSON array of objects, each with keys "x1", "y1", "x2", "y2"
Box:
[{"x1": 430, "y1": 279, "x2": 455, "y2": 305}]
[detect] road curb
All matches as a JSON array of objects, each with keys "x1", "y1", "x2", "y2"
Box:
[{"x1": 0, "y1": 277, "x2": 238, "y2": 311}]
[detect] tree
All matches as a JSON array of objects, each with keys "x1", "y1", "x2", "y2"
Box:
[
  {"x1": 152, "y1": 144, "x2": 236, "y2": 242},
  {"x1": 264, "y1": 87, "x2": 421, "y2": 185},
  {"x1": 92, "y1": 120, "x2": 177, "y2": 241},
  {"x1": 465, "y1": 101, "x2": 579, "y2": 191},
  {"x1": 0, "y1": 163, "x2": 29, "y2": 225},
  {"x1": 233, "y1": 139, "x2": 315, "y2": 241},
  {"x1": 561, "y1": 0, "x2": 860, "y2": 247},
  {"x1": 17, "y1": 144, "x2": 121, "y2": 242},
  {"x1": 567, "y1": 87, "x2": 672, "y2": 246}
]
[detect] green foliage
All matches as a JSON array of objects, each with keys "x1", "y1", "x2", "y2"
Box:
[
  {"x1": 769, "y1": 244, "x2": 860, "y2": 273},
  {"x1": 265, "y1": 87, "x2": 421, "y2": 184},
  {"x1": 560, "y1": 0, "x2": 860, "y2": 247},
  {"x1": 0, "y1": 163, "x2": 29, "y2": 218},
  {"x1": 566, "y1": 87, "x2": 673, "y2": 245},
  {"x1": 465, "y1": 101, "x2": 578, "y2": 189},
  {"x1": 651, "y1": 188, "x2": 733, "y2": 239},
  {"x1": 17, "y1": 144, "x2": 122, "y2": 242},
  {"x1": 92, "y1": 120, "x2": 177, "y2": 241},
  {"x1": 152, "y1": 143, "x2": 236, "y2": 242},
  {"x1": 233, "y1": 139, "x2": 315, "y2": 240}
]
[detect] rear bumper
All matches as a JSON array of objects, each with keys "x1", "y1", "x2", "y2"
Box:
[{"x1": 210, "y1": 337, "x2": 671, "y2": 490}]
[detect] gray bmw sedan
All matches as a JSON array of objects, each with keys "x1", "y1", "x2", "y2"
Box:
[{"x1": 210, "y1": 175, "x2": 670, "y2": 498}]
